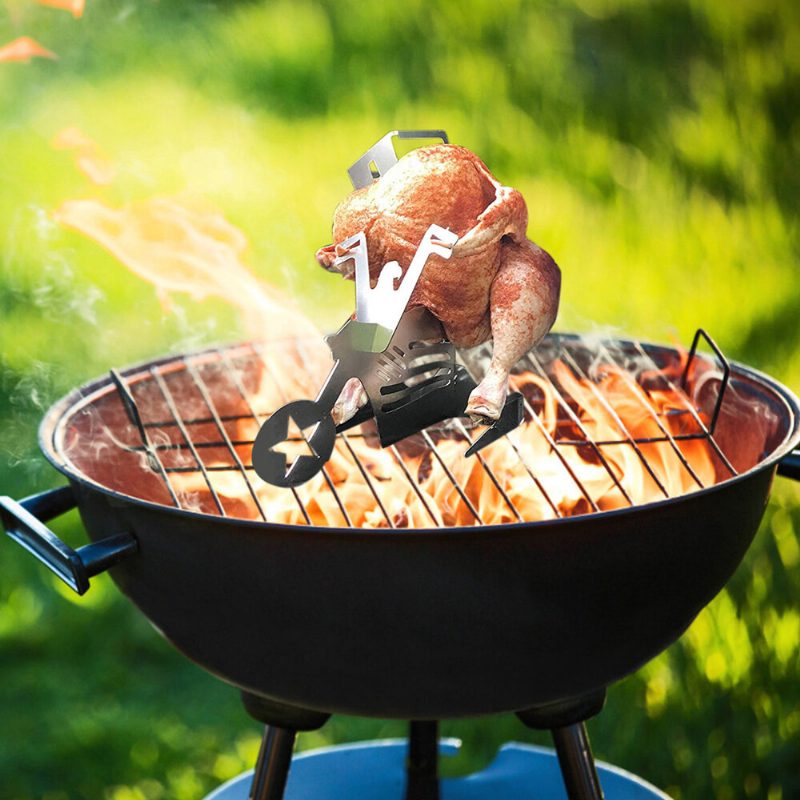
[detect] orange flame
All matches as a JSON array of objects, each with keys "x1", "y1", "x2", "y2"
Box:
[
  {"x1": 56, "y1": 193, "x2": 721, "y2": 528},
  {"x1": 52, "y1": 126, "x2": 115, "y2": 185},
  {"x1": 0, "y1": 36, "x2": 57, "y2": 63},
  {"x1": 54, "y1": 196, "x2": 320, "y2": 340},
  {"x1": 154, "y1": 350, "x2": 716, "y2": 528}
]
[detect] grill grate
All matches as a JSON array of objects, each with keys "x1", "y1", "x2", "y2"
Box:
[{"x1": 104, "y1": 331, "x2": 737, "y2": 527}]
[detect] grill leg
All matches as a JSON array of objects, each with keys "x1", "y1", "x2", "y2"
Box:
[
  {"x1": 405, "y1": 720, "x2": 439, "y2": 800},
  {"x1": 250, "y1": 725, "x2": 297, "y2": 800},
  {"x1": 551, "y1": 722, "x2": 604, "y2": 800},
  {"x1": 516, "y1": 689, "x2": 607, "y2": 800},
  {"x1": 240, "y1": 691, "x2": 330, "y2": 800}
]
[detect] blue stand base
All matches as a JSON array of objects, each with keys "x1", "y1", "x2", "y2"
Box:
[{"x1": 205, "y1": 739, "x2": 670, "y2": 800}]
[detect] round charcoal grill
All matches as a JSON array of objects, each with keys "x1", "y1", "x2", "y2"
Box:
[{"x1": 3, "y1": 331, "x2": 800, "y2": 800}]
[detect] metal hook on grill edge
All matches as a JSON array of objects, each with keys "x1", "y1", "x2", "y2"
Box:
[{"x1": 680, "y1": 328, "x2": 731, "y2": 436}]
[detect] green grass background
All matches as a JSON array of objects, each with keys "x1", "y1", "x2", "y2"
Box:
[{"x1": 1, "y1": 0, "x2": 799, "y2": 798}]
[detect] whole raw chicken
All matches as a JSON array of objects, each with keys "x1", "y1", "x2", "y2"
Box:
[{"x1": 316, "y1": 144, "x2": 561, "y2": 425}]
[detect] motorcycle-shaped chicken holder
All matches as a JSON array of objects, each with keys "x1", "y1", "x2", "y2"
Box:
[{"x1": 252, "y1": 224, "x2": 524, "y2": 488}]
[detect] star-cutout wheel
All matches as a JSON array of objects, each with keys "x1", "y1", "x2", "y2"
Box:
[{"x1": 252, "y1": 400, "x2": 336, "y2": 488}]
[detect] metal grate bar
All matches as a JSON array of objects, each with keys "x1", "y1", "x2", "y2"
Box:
[
  {"x1": 453, "y1": 418, "x2": 523, "y2": 522},
  {"x1": 216, "y1": 348, "x2": 312, "y2": 525},
  {"x1": 555, "y1": 434, "x2": 715, "y2": 446},
  {"x1": 184, "y1": 359, "x2": 269, "y2": 522},
  {"x1": 134, "y1": 438, "x2": 261, "y2": 452},
  {"x1": 254, "y1": 343, "x2": 353, "y2": 528},
  {"x1": 142, "y1": 412, "x2": 264, "y2": 429},
  {"x1": 102, "y1": 332, "x2": 740, "y2": 526},
  {"x1": 388, "y1": 444, "x2": 441, "y2": 526},
  {"x1": 161, "y1": 464, "x2": 252, "y2": 474},
  {"x1": 125, "y1": 430, "x2": 379, "y2": 454},
  {"x1": 525, "y1": 352, "x2": 634, "y2": 507},
  {"x1": 109, "y1": 370, "x2": 182, "y2": 509},
  {"x1": 632, "y1": 342, "x2": 738, "y2": 477},
  {"x1": 150, "y1": 368, "x2": 227, "y2": 515},
  {"x1": 592, "y1": 342, "x2": 705, "y2": 489},
  {"x1": 510, "y1": 373, "x2": 600, "y2": 513},
  {"x1": 420, "y1": 430, "x2": 483, "y2": 524},
  {"x1": 558, "y1": 349, "x2": 671, "y2": 499},
  {"x1": 332, "y1": 411, "x2": 445, "y2": 528},
  {"x1": 338, "y1": 432, "x2": 394, "y2": 527},
  {"x1": 456, "y1": 355, "x2": 564, "y2": 518}
]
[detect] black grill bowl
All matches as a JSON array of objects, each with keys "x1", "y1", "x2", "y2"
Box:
[
  {"x1": 6, "y1": 337, "x2": 800, "y2": 719},
  {"x1": 72, "y1": 466, "x2": 774, "y2": 718}
]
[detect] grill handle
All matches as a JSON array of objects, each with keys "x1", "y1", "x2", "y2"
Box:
[
  {"x1": 778, "y1": 450, "x2": 800, "y2": 482},
  {"x1": 0, "y1": 486, "x2": 138, "y2": 596}
]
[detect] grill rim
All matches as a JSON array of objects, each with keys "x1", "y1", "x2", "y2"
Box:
[{"x1": 39, "y1": 335, "x2": 800, "y2": 535}]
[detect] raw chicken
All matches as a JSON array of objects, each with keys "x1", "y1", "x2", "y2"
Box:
[{"x1": 316, "y1": 144, "x2": 560, "y2": 425}]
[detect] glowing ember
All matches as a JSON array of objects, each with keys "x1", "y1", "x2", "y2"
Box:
[
  {"x1": 216, "y1": 348, "x2": 717, "y2": 527},
  {"x1": 52, "y1": 126, "x2": 115, "y2": 185},
  {"x1": 0, "y1": 36, "x2": 57, "y2": 63}
]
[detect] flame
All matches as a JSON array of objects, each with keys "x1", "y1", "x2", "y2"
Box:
[
  {"x1": 52, "y1": 126, "x2": 115, "y2": 185},
  {"x1": 161, "y1": 348, "x2": 716, "y2": 528},
  {"x1": 54, "y1": 196, "x2": 320, "y2": 340},
  {"x1": 0, "y1": 36, "x2": 57, "y2": 63},
  {"x1": 35, "y1": 0, "x2": 85, "y2": 17},
  {"x1": 55, "y1": 188, "x2": 720, "y2": 528}
]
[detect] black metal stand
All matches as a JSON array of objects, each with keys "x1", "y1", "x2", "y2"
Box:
[
  {"x1": 517, "y1": 688, "x2": 607, "y2": 800},
  {"x1": 250, "y1": 726, "x2": 297, "y2": 800},
  {"x1": 241, "y1": 692, "x2": 330, "y2": 800},
  {"x1": 405, "y1": 720, "x2": 439, "y2": 800},
  {"x1": 237, "y1": 690, "x2": 609, "y2": 800},
  {"x1": 551, "y1": 722, "x2": 604, "y2": 800}
]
